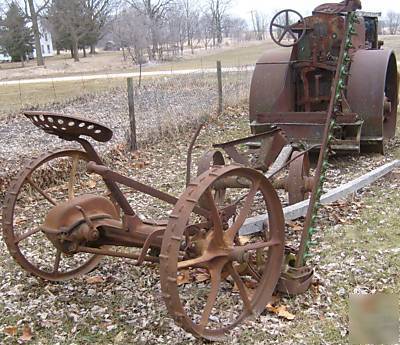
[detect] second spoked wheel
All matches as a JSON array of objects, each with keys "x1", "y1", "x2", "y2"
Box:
[
  {"x1": 160, "y1": 165, "x2": 285, "y2": 340},
  {"x1": 2, "y1": 148, "x2": 112, "y2": 281}
]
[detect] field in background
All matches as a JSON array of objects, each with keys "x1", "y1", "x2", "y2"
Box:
[
  {"x1": 0, "y1": 36, "x2": 399, "y2": 117},
  {"x1": 0, "y1": 40, "x2": 273, "y2": 81}
]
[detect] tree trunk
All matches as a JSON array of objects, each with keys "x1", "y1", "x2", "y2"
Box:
[
  {"x1": 27, "y1": 0, "x2": 45, "y2": 66},
  {"x1": 83, "y1": 46, "x2": 87, "y2": 58},
  {"x1": 72, "y1": 39, "x2": 79, "y2": 62},
  {"x1": 20, "y1": 54, "x2": 25, "y2": 67},
  {"x1": 56, "y1": 48, "x2": 60, "y2": 55},
  {"x1": 70, "y1": 46, "x2": 74, "y2": 58},
  {"x1": 90, "y1": 44, "x2": 96, "y2": 54}
]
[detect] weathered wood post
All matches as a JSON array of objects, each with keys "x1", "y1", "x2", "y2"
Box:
[
  {"x1": 217, "y1": 60, "x2": 223, "y2": 115},
  {"x1": 127, "y1": 77, "x2": 137, "y2": 151}
]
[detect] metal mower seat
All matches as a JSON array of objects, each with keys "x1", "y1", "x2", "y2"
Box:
[{"x1": 24, "y1": 111, "x2": 113, "y2": 143}]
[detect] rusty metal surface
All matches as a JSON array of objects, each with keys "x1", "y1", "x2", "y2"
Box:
[
  {"x1": 2, "y1": 149, "x2": 105, "y2": 281},
  {"x1": 313, "y1": 0, "x2": 362, "y2": 14},
  {"x1": 24, "y1": 111, "x2": 113, "y2": 143},
  {"x1": 270, "y1": 9, "x2": 307, "y2": 47},
  {"x1": 250, "y1": 3, "x2": 397, "y2": 152},
  {"x1": 4, "y1": 1, "x2": 398, "y2": 339},
  {"x1": 160, "y1": 165, "x2": 285, "y2": 340},
  {"x1": 249, "y1": 49, "x2": 294, "y2": 123},
  {"x1": 212, "y1": 129, "x2": 287, "y2": 172},
  {"x1": 287, "y1": 151, "x2": 312, "y2": 205},
  {"x1": 347, "y1": 49, "x2": 398, "y2": 144}
]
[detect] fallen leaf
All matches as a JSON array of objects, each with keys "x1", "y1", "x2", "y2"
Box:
[
  {"x1": 133, "y1": 162, "x2": 145, "y2": 169},
  {"x1": 292, "y1": 224, "x2": 303, "y2": 231},
  {"x1": 277, "y1": 306, "x2": 295, "y2": 320},
  {"x1": 19, "y1": 324, "x2": 33, "y2": 342},
  {"x1": 86, "y1": 276, "x2": 104, "y2": 284},
  {"x1": 3, "y1": 326, "x2": 17, "y2": 336},
  {"x1": 177, "y1": 270, "x2": 190, "y2": 286},
  {"x1": 266, "y1": 304, "x2": 295, "y2": 320},
  {"x1": 87, "y1": 180, "x2": 97, "y2": 188},
  {"x1": 237, "y1": 236, "x2": 251, "y2": 245},
  {"x1": 194, "y1": 273, "x2": 209, "y2": 283}
]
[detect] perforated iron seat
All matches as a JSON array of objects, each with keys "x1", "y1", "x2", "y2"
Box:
[{"x1": 24, "y1": 111, "x2": 113, "y2": 143}]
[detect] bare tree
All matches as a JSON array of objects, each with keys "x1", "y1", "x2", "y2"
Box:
[
  {"x1": 111, "y1": 8, "x2": 150, "y2": 63},
  {"x1": 386, "y1": 11, "x2": 400, "y2": 35},
  {"x1": 24, "y1": 0, "x2": 50, "y2": 66},
  {"x1": 224, "y1": 16, "x2": 247, "y2": 42},
  {"x1": 84, "y1": 0, "x2": 115, "y2": 54},
  {"x1": 250, "y1": 10, "x2": 268, "y2": 40},
  {"x1": 49, "y1": 0, "x2": 90, "y2": 62},
  {"x1": 198, "y1": 11, "x2": 213, "y2": 49},
  {"x1": 207, "y1": 0, "x2": 232, "y2": 46},
  {"x1": 180, "y1": 0, "x2": 198, "y2": 53},
  {"x1": 126, "y1": 0, "x2": 175, "y2": 60}
]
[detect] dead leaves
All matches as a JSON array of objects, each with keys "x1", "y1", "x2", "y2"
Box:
[
  {"x1": 177, "y1": 269, "x2": 210, "y2": 285},
  {"x1": 266, "y1": 304, "x2": 296, "y2": 320},
  {"x1": 3, "y1": 324, "x2": 33, "y2": 342},
  {"x1": 286, "y1": 220, "x2": 303, "y2": 231},
  {"x1": 86, "y1": 275, "x2": 105, "y2": 284},
  {"x1": 3, "y1": 326, "x2": 18, "y2": 336},
  {"x1": 87, "y1": 179, "x2": 97, "y2": 188},
  {"x1": 20, "y1": 325, "x2": 33, "y2": 342},
  {"x1": 176, "y1": 270, "x2": 191, "y2": 286}
]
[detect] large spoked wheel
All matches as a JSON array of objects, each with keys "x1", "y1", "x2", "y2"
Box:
[
  {"x1": 160, "y1": 165, "x2": 285, "y2": 340},
  {"x1": 287, "y1": 151, "x2": 311, "y2": 205},
  {"x1": 269, "y1": 9, "x2": 306, "y2": 47},
  {"x1": 2, "y1": 148, "x2": 110, "y2": 281}
]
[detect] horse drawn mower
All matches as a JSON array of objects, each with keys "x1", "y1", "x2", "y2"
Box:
[{"x1": 2, "y1": 0, "x2": 398, "y2": 341}]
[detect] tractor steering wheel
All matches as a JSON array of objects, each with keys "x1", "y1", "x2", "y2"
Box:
[{"x1": 269, "y1": 9, "x2": 306, "y2": 47}]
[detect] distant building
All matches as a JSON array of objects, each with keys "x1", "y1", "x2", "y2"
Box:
[
  {"x1": 31, "y1": 22, "x2": 54, "y2": 58},
  {"x1": 0, "y1": 51, "x2": 12, "y2": 62}
]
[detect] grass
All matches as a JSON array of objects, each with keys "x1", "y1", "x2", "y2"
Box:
[
  {"x1": 1, "y1": 35, "x2": 399, "y2": 117},
  {"x1": 0, "y1": 78, "x2": 125, "y2": 115},
  {"x1": 0, "y1": 41, "x2": 271, "y2": 116}
]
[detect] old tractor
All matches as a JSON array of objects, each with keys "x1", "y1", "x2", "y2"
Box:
[
  {"x1": 1, "y1": 0, "x2": 398, "y2": 341},
  {"x1": 250, "y1": 2, "x2": 398, "y2": 153}
]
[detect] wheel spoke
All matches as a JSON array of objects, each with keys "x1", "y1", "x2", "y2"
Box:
[
  {"x1": 14, "y1": 227, "x2": 42, "y2": 244},
  {"x1": 27, "y1": 177, "x2": 57, "y2": 206},
  {"x1": 203, "y1": 188, "x2": 224, "y2": 245},
  {"x1": 285, "y1": 10, "x2": 289, "y2": 27},
  {"x1": 287, "y1": 28, "x2": 297, "y2": 41},
  {"x1": 232, "y1": 239, "x2": 280, "y2": 255},
  {"x1": 226, "y1": 180, "x2": 260, "y2": 241},
  {"x1": 227, "y1": 263, "x2": 252, "y2": 314},
  {"x1": 278, "y1": 29, "x2": 288, "y2": 43},
  {"x1": 247, "y1": 262, "x2": 262, "y2": 281},
  {"x1": 272, "y1": 23, "x2": 285, "y2": 29},
  {"x1": 199, "y1": 265, "x2": 222, "y2": 331},
  {"x1": 177, "y1": 254, "x2": 209, "y2": 270},
  {"x1": 68, "y1": 154, "x2": 79, "y2": 200},
  {"x1": 53, "y1": 249, "x2": 61, "y2": 273}
]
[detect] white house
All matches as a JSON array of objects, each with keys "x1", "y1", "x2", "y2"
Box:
[
  {"x1": 31, "y1": 22, "x2": 54, "y2": 58},
  {"x1": 0, "y1": 51, "x2": 12, "y2": 62}
]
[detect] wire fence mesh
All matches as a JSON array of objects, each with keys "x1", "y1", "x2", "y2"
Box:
[
  {"x1": 0, "y1": 64, "x2": 254, "y2": 148},
  {"x1": 0, "y1": 63, "x2": 254, "y2": 194}
]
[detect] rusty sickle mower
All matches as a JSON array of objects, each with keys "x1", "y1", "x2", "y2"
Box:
[{"x1": 2, "y1": 1, "x2": 398, "y2": 341}]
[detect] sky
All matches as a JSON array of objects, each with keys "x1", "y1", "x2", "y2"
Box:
[{"x1": 231, "y1": 0, "x2": 399, "y2": 22}]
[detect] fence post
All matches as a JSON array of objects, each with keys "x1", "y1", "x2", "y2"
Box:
[
  {"x1": 127, "y1": 77, "x2": 137, "y2": 151},
  {"x1": 217, "y1": 60, "x2": 223, "y2": 115}
]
